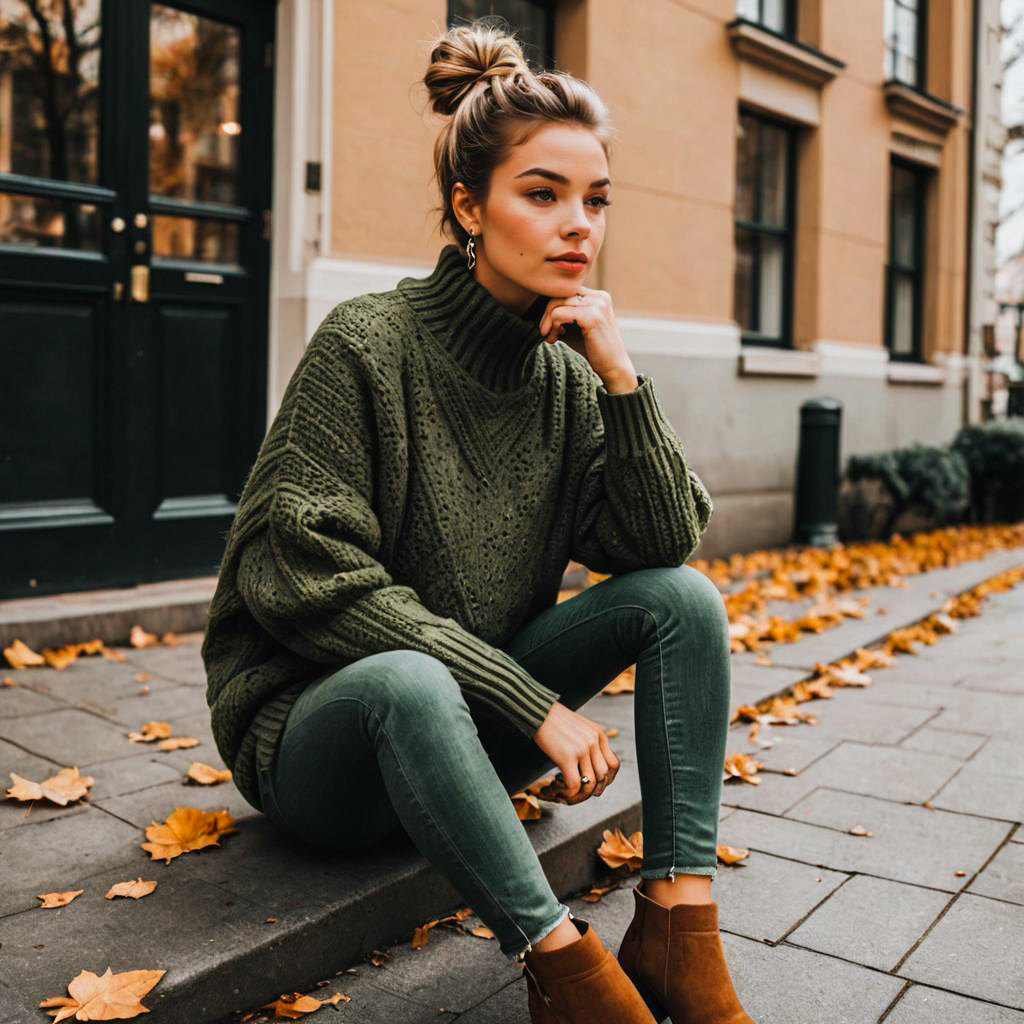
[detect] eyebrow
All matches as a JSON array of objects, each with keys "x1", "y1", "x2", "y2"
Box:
[{"x1": 514, "y1": 167, "x2": 611, "y2": 188}]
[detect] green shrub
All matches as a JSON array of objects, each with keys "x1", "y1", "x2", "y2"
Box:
[
  {"x1": 951, "y1": 418, "x2": 1024, "y2": 522},
  {"x1": 844, "y1": 443, "x2": 971, "y2": 526}
]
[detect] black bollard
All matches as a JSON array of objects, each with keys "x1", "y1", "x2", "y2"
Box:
[{"x1": 793, "y1": 398, "x2": 842, "y2": 547}]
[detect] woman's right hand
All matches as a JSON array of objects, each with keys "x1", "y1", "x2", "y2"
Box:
[{"x1": 533, "y1": 701, "x2": 620, "y2": 804}]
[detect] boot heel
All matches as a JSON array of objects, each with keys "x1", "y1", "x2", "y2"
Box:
[{"x1": 623, "y1": 968, "x2": 668, "y2": 1023}]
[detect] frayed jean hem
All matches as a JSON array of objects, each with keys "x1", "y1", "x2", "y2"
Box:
[
  {"x1": 639, "y1": 864, "x2": 718, "y2": 880},
  {"x1": 506, "y1": 904, "x2": 574, "y2": 963}
]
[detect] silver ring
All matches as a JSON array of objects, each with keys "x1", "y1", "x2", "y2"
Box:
[{"x1": 580, "y1": 775, "x2": 590, "y2": 785}]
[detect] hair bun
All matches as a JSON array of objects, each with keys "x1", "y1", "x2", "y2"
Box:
[{"x1": 424, "y1": 23, "x2": 531, "y2": 117}]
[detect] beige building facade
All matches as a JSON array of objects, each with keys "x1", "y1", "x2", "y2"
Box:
[{"x1": 269, "y1": 0, "x2": 999, "y2": 559}]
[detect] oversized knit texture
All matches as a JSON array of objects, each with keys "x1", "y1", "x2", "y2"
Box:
[{"x1": 202, "y1": 243, "x2": 714, "y2": 812}]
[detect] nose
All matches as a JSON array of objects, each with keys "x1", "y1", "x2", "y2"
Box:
[{"x1": 563, "y1": 199, "x2": 590, "y2": 240}]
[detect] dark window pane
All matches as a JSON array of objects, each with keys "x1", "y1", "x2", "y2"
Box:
[
  {"x1": 895, "y1": 5, "x2": 918, "y2": 58},
  {"x1": 891, "y1": 165, "x2": 917, "y2": 267},
  {"x1": 734, "y1": 227, "x2": 756, "y2": 331},
  {"x1": 149, "y1": 6, "x2": 241, "y2": 204},
  {"x1": 448, "y1": 0, "x2": 552, "y2": 70},
  {"x1": 890, "y1": 271, "x2": 915, "y2": 355},
  {"x1": 735, "y1": 115, "x2": 758, "y2": 222},
  {"x1": 0, "y1": 191, "x2": 100, "y2": 249},
  {"x1": 736, "y1": 0, "x2": 789, "y2": 33},
  {"x1": 762, "y1": 0, "x2": 786, "y2": 32},
  {"x1": 760, "y1": 122, "x2": 787, "y2": 228},
  {"x1": 0, "y1": 0, "x2": 102, "y2": 183},
  {"x1": 757, "y1": 235, "x2": 784, "y2": 336},
  {"x1": 152, "y1": 214, "x2": 238, "y2": 263}
]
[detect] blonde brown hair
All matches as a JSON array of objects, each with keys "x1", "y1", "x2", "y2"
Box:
[{"x1": 422, "y1": 19, "x2": 614, "y2": 251}]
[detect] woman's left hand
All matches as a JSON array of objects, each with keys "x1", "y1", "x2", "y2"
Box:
[{"x1": 539, "y1": 286, "x2": 638, "y2": 390}]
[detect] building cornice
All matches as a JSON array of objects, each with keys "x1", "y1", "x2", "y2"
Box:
[{"x1": 725, "y1": 18, "x2": 845, "y2": 88}]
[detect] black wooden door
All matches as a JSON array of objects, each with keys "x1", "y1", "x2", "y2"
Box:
[{"x1": 0, "y1": 0, "x2": 275, "y2": 599}]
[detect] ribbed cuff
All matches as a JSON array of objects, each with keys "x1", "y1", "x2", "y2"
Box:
[{"x1": 595, "y1": 373, "x2": 674, "y2": 457}]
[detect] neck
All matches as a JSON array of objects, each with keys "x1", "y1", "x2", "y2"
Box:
[
  {"x1": 398, "y1": 244, "x2": 550, "y2": 394},
  {"x1": 471, "y1": 258, "x2": 539, "y2": 316}
]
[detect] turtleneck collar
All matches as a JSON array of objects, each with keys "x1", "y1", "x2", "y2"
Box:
[{"x1": 397, "y1": 244, "x2": 550, "y2": 394}]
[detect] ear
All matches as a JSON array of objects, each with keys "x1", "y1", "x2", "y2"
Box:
[{"x1": 451, "y1": 182, "x2": 481, "y2": 235}]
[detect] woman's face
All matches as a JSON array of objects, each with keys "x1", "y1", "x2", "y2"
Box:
[{"x1": 453, "y1": 122, "x2": 611, "y2": 315}]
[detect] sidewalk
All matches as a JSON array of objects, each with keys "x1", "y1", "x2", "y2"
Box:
[{"x1": 2, "y1": 548, "x2": 1022, "y2": 1023}]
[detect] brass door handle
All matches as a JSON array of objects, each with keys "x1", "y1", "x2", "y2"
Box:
[{"x1": 130, "y1": 265, "x2": 150, "y2": 303}]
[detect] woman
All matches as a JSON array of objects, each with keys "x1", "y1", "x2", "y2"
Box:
[{"x1": 202, "y1": 19, "x2": 754, "y2": 1024}]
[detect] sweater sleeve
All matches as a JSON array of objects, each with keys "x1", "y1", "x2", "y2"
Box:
[
  {"x1": 235, "y1": 345, "x2": 561, "y2": 740},
  {"x1": 569, "y1": 370, "x2": 713, "y2": 575}
]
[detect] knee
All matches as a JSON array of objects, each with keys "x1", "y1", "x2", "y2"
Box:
[
  {"x1": 641, "y1": 564, "x2": 729, "y2": 636},
  {"x1": 346, "y1": 649, "x2": 466, "y2": 717}
]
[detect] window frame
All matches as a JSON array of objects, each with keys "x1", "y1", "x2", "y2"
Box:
[
  {"x1": 446, "y1": 1, "x2": 556, "y2": 70},
  {"x1": 884, "y1": 0, "x2": 929, "y2": 91},
  {"x1": 884, "y1": 157, "x2": 928, "y2": 364},
  {"x1": 734, "y1": 107, "x2": 799, "y2": 350},
  {"x1": 735, "y1": 0, "x2": 797, "y2": 39}
]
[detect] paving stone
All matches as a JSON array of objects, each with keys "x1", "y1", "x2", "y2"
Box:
[
  {"x1": 957, "y1": 667, "x2": 1024, "y2": 695},
  {"x1": 0, "y1": 683, "x2": 66, "y2": 717},
  {"x1": 786, "y1": 875, "x2": 950, "y2": 971},
  {"x1": 711, "y1": 849, "x2": 848, "y2": 943},
  {"x1": 930, "y1": 695, "x2": 1024, "y2": 738},
  {"x1": 899, "y1": 725, "x2": 989, "y2": 760},
  {"x1": 784, "y1": 693, "x2": 935, "y2": 744},
  {"x1": 1, "y1": 707, "x2": 144, "y2": 768},
  {"x1": 899, "y1": 892, "x2": 1024, "y2": 1008},
  {"x1": 92, "y1": 773, "x2": 256, "y2": 832},
  {"x1": 931, "y1": 768, "x2": 1024, "y2": 822},
  {"x1": 722, "y1": 931, "x2": 905, "y2": 1023},
  {"x1": 963, "y1": 737, "x2": 1024, "y2": 780},
  {"x1": 884, "y1": 985, "x2": 1024, "y2": 1023},
  {"x1": 118, "y1": 637, "x2": 208, "y2": 686},
  {"x1": 720, "y1": 768, "x2": 821, "y2": 815},
  {"x1": 724, "y1": 790, "x2": 1010, "y2": 891},
  {"x1": 0, "y1": 805, "x2": 142, "y2": 916},
  {"x1": 969, "y1": 842, "x2": 1024, "y2": 905},
  {"x1": 75, "y1": 751, "x2": 186, "y2": 801},
  {"x1": 347, "y1": 901, "x2": 521, "y2": 1014},
  {"x1": 79, "y1": 681, "x2": 208, "y2": 730},
  {"x1": 454, "y1": 976, "x2": 529, "y2": 1023},
  {"x1": 726, "y1": 727, "x2": 838, "y2": 775},
  {"x1": 785, "y1": 740, "x2": 963, "y2": 805},
  {"x1": 13, "y1": 657, "x2": 153, "y2": 708},
  {"x1": 829, "y1": 677, "x2": 967, "y2": 713}
]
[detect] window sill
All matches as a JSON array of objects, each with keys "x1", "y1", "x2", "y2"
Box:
[
  {"x1": 883, "y1": 80, "x2": 964, "y2": 136},
  {"x1": 887, "y1": 361, "x2": 946, "y2": 385},
  {"x1": 739, "y1": 346, "x2": 820, "y2": 377},
  {"x1": 725, "y1": 19, "x2": 845, "y2": 88}
]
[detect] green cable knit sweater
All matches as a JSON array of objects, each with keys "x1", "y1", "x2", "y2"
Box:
[{"x1": 202, "y1": 243, "x2": 714, "y2": 812}]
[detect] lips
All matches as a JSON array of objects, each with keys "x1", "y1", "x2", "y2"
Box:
[{"x1": 548, "y1": 254, "x2": 587, "y2": 263}]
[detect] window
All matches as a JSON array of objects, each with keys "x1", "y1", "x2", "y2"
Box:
[
  {"x1": 885, "y1": 160, "x2": 927, "y2": 362},
  {"x1": 736, "y1": 0, "x2": 795, "y2": 36},
  {"x1": 734, "y1": 110, "x2": 797, "y2": 348},
  {"x1": 448, "y1": 1, "x2": 555, "y2": 71},
  {"x1": 884, "y1": 0, "x2": 927, "y2": 89}
]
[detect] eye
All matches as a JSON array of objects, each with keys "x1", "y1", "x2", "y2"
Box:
[{"x1": 526, "y1": 188, "x2": 612, "y2": 209}]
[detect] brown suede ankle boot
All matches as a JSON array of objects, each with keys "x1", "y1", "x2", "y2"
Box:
[
  {"x1": 521, "y1": 915, "x2": 658, "y2": 1023},
  {"x1": 616, "y1": 883, "x2": 755, "y2": 1024}
]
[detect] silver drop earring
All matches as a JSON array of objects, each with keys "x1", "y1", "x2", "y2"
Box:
[{"x1": 466, "y1": 231, "x2": 477, "y2": 271}]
